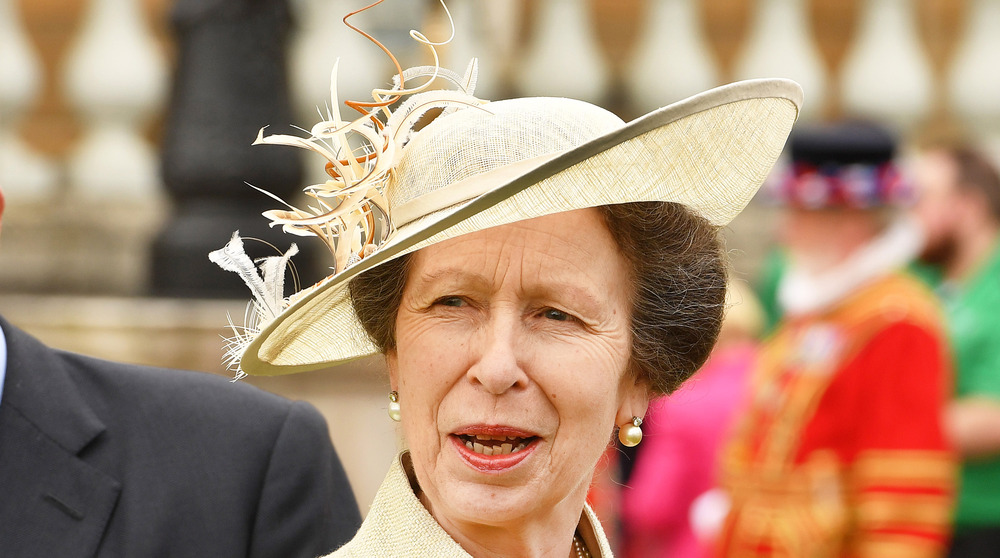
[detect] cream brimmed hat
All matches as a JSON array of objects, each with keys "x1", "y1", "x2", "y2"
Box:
[{"x1": 212, "y1": 68, "x2": 802, "y2": 377}]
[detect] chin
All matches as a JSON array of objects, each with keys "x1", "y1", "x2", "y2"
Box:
[
  {"x1": 441, "y1": 480, "x2": 541, "y2": 526},
  {"x1": 918, "y1": 238, "x2": 957, "y2": 268},
  {"x1": 423, "y1": 442, "x2": 589, "y2": 529}
]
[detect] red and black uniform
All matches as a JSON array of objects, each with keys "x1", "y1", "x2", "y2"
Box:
[{"x1": 718, "y1": 273, "x2": 955, "y2": 558}]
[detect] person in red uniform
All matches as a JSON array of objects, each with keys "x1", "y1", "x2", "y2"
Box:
[{"x1": 716, "y1": 121, "x2": 956, "y2": 558}]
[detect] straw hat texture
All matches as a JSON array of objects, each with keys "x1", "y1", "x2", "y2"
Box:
[{"x1": 231, "y1": 78, "x2": 803, "y2": 376}]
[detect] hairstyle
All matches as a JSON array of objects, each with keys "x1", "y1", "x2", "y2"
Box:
[
  {"x1": 950, "y1": 146, "x2": 1000, "y2": 223},
  {"x1": 349, "y1": 201, "x2": 727, "y2": 395}
]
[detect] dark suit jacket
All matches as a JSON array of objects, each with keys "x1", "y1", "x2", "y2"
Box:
[{"x1": 0, "y1": 317, "x2": 361, "y2": 557}]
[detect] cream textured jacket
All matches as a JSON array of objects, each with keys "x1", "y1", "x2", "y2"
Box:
[{"x1": 326, "y1": 452, "x2": 613, "y2": 557}]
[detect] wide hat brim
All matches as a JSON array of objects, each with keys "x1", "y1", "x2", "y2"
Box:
[{"x1": 241, "y1": 78, "x2": 803, "y2": 376}]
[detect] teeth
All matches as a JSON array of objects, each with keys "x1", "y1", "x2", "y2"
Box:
[
  {"x1": 472, "y1": 434, "x2": 528, "y2": 442},
  {"x1": 461, "y1": 435, "x2": 533, "y2": 455},
  {"x1": 476, "y1": 434, "x2": 511, "y2": 441}
]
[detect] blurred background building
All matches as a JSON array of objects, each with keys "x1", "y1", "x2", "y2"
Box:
[{"x1": 2, "y1": 0, "x2": 999, "y2": 516}]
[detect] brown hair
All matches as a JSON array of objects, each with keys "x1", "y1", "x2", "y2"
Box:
[
  {"x1": 951, "y1": 146, "x2": 1000, "y2": 223},
  {"x1": 916, "y1": 132, "x2": 1000, "y2": 223},
  {"x1": 349, "y1": 201, "x2": 727, "y2": 395}
]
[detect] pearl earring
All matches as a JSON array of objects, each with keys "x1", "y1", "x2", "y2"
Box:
[
  {"x1": 618, "y1": 416, "x2": 643, "y2": 447},
  {"x1": 388, "y1": 391, "x2": 401, "y2": 422}
]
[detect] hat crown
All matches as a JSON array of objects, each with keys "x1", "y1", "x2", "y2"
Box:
[
  {"x1": 389, "y1": 97, "x2": 624, "y2": 211},
  {"x1": 789, "y1": 120, "x2": 897, "y2": 166}
]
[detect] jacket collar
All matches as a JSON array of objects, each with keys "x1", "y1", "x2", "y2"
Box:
[
  {"x1": 0, "y1": 315, "x2": 121, "y2": 557},
  {"x1": 778, "y1": 217, "x2": 924, "y2": 317},
  {"x1": 341, "y1": 451, "x2": 612, "y2": 557},
  {"x1": 0, "y1": 315, "x2": 105, "y2": 453}
]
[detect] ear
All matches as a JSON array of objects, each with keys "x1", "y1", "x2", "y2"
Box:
[
  {"x1": 386, "y1": 349, "x2": 399, "y2": 392},
  {"x1": 615, "y1": 375, "x2": 652, "y2": 428}
]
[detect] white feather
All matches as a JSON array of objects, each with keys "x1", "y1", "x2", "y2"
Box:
[
  {"x1": 257, "y1": 243, "x2": 299, "y2": 316},
  {"x1": 209, "y1": 232, "x2": 280, "y2": 319}
]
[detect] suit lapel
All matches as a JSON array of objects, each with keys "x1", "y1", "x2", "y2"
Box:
[{"x1": 0, "y1": 318, "x2": 121, "y2": 557}]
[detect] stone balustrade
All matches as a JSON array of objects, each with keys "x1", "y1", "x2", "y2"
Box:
[{"x1": 4, "y1": 0, "x2": 997, "y2": 296}]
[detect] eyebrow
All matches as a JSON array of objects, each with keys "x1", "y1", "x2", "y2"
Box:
[
  {"x1": 409, "y1": 268, "x2": 494, "y2": 293},
  {"x1": 410, "y1": 266, "x2": 610, "y2": 317}
]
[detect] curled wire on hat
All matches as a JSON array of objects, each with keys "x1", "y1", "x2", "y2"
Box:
[{"x1": 210, "y1": 0, "x2": 487, "y2": 378}]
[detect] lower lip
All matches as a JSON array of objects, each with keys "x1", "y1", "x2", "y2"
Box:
[{"x1": 450, "y1": 436, "x2": 538, "y2": 473}]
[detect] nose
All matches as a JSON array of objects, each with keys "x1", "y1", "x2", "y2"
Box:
[{"x1": 465, "y1": 313, "x2": 529, "y2": 395}]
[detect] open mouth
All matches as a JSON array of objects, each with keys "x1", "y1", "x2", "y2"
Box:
[{"x1": 454, "y1": 434, "x2": 537, "y2": 456}]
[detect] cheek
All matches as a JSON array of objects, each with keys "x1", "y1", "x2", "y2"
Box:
[
  {"x1": 544, "y1": 343, "x2": 630, "y2": 432},
  {"x1": 914, "y1": 197, "x2": 943, "y2": 223},
  {"x1": 547, "y1": 384, "x2": 621, "y2": 476},
  {"x1": 394, "y1": 322, "x2": 468, "y2": 442},
  {"x1": 397, "y1": 343, "x2": 461, "y2": 399},
  {"x1": 779, "y1": 214, "x2": 814, "y2": 250},
  {"x1": 918, "y1": 203, "x2": 958, "y2": 240}
]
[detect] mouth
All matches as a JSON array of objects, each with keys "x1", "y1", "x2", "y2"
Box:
[
  {"x1": 450, "y1": 426, "x2": 540, "y2": 472},
  {"x1": 455, "y1": 433, "x2": 535, "y2": 456}
]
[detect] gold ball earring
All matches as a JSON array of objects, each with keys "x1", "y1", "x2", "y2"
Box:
[
  {"x1": 388, "y1": 391, "x2": 401, "y2": 422},
  {"x1": 618, "y1": 416, "x2": 643, "y2": 447}
]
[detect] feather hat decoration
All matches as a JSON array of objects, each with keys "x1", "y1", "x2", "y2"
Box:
[{"x1": 210, "y1": 0, "x2": 484, "y2": 378}]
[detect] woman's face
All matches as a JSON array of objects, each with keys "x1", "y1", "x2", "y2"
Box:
[{"x1": 388, "y1": 208, "x2": 648, "y2": 532}]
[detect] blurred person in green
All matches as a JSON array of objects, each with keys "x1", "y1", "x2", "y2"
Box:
[{"x1": 910, "y1": 142, "x2": 1000, "y2": 557}]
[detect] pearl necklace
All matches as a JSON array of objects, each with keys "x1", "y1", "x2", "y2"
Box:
[{"x1": 573, "y1": 534, "x2": 592, "y2": 558}]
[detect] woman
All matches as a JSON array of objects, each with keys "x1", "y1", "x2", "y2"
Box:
[{"x1": 211, "y1": 14, "x2": 802, "y2": 556}]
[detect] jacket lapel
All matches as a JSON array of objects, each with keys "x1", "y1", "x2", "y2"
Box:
[
  {"x1": 0, "y1": 318, "x2": 121, "y2": 557},
  {"x1": 342, "y1": 452, "x2": 614, "y2": 557}
]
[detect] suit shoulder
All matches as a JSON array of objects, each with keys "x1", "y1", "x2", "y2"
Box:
[{"x1": 55, "y1": 350, "x2": 316, "y2": 427}]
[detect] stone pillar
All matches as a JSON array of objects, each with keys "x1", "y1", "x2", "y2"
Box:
[
  {"x1": 153, "y1": 0, "x2": 318, "y2": 298},
  {"x1": 627, "y1": 0, "x2": 719, "y2": 113},
  {"x1": 0, "y1": 0, "x2": 57, "y2": 202},
  {"x1": 841, "y1": 0, "x2": 932, "y2": 131},
  {"x1": 517, "y1": 0, "x2": 609, "y2": 103},
  {"x1": 736, "y1": 0, "x2": 825, "y2": 122},
  {"x1": 63, "y1": 0, "x2": 167, "y2": 202}
]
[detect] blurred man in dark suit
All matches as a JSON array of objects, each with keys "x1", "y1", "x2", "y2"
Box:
[{"x1": 0, "y1": 186, "x2": 362, "y2": 557}]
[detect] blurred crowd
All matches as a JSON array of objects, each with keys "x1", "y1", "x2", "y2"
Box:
[{"x1": 595, "y1": 122, "x2": 1000, "y2": 558}]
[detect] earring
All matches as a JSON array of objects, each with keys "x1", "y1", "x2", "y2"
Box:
[
  {"x1": 387, "y1": 391, "x2": 401, "y2": 422},
  {"x1": 618, "y1": 416, "x2": 643, "y2": 447}
]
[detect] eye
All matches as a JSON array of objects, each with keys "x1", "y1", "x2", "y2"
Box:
[
  {"x1": 435, "y1": 296, "x2": 466, "y2": 307},
  {"x1": 541, "y1": 308, "x2": 572, "y2": 322}
]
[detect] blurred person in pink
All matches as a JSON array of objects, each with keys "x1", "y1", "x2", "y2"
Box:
[{"x1": 620, "y1": 282, "x2": 764, "y2": 558}]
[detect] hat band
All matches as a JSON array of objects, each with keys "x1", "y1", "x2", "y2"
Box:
[
  {"x1": 768, "y1": 161, "x2": 908, "y2": 209},
  {"x1": 391, "y1": 152, "x2": 564, "y2": 227}
]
